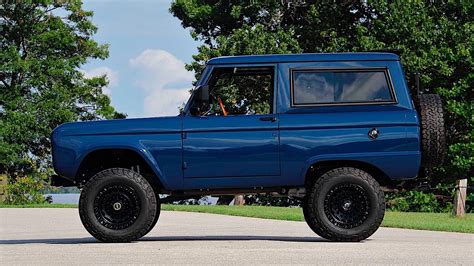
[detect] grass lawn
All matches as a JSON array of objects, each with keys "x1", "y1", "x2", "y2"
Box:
[
  {"x1": 161, "y1": 205, "x2": 474, "y2": 233},
  {"x1": 1, "y1": 204, "x2": 472, "y2": 233}
]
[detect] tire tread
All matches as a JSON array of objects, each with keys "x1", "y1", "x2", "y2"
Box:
[
  {"x1": 79, "y1": 168, "x2": 158, "y2": 242},
  {"x1": 415, "y1": 94, "x2": 446, "y2": 167},
  {"x1": 304, "y1": 167, "x2": 385, "y2": 242}
]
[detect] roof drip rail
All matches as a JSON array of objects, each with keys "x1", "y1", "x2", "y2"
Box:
[{"x1": 369, "y1": 49, "x2": 402, "y2": 56}]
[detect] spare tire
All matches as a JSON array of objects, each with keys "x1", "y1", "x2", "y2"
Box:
[{"x1": 415, "y1": 94, "x2": 446, "y2": 167}]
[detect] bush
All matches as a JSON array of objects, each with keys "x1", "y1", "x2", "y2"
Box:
[
  {"x1": 4, "y1": 176, "x2": 48, "y2": 205},
  {"x1": 386, "y1": 191, "x2": 452, "y2": 213},
  {"x1": 386, "y1": 196, "x2": 410, "y2": 212}
]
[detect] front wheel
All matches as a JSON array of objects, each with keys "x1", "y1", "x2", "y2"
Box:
[
  {"x1": 79, "y1": 168, "x2": 159, "y2": 242},
  {"x1": 303, "y1": 167, "x2": 385, "y2": 242}
]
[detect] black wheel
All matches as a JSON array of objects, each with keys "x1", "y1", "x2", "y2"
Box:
[
  {"x1": 79, "y1": 168, "x2": 158, "y2": 242},
  {"x1": 303, "y1": 167, "x2": 385, "y2": 242},
  {"x1": 415, "y1": 94, "x2": 446, "y2": 167}
]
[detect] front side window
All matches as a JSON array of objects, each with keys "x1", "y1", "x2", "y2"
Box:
[
  {"x1": 292, "y1": 69, "x2": 394, "y2": 105},
  {"x1": 204, "y1": 67, "x2": 274, "y2": 116}
]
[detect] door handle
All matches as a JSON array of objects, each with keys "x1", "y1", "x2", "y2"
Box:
[{"x1": 260, "y1": 116, "x2": 277, "y2": 122}]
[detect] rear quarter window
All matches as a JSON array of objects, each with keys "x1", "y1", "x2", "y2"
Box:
[{"x1": 291, "y1": 69, "x2": 395, "y2": 106}]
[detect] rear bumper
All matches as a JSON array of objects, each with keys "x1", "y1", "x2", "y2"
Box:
[{"x1": 50, "y1": 175, "x2": 76, "y2": 187}]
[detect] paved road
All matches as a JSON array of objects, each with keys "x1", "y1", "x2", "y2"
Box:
[{"x1": 0, "y1": 209, "x2": 473, "y2": 265}]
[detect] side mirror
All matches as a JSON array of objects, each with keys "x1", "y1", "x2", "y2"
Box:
[
  {"x1": 195, "y1": 85, "x2": 209, "y2": 103},
  {"x1": 190, "y1": 85, "x2": 210, "y2": 116},
  {"x1": 190, "y1": 106, "x2": 200, "y2": 116}
]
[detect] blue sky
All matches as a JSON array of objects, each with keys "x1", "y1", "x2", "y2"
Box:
[{"x1": 82, "y1": 0, "x2": 199, "y2": 117}]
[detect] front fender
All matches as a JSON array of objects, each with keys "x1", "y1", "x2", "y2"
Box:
[
  {"x1": 51, "y1": 116, "x2": 183, "y2": 190},
  {"x1": 52, "y1": 135, "x2": 180, "y2": 190}
]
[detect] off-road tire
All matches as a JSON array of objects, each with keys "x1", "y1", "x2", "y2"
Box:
[
  {"x1": 415, "y1": 94, "x2": 446, "y2": 167},
  {"x1": 143, "y1": 191, "x2": 161, "y2": 236},
  {"x1": 79, "y1": 168, "x2": 158, "y2": 242},
  {"x1": 303, "y1": 167, "x2": 385, "y2": 242},
  {"x1": 302, "y1": 198, "x2": 319, "y2": 233}
]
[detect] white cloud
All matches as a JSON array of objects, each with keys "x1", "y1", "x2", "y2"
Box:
[
  {"x1": 129, "y1": 49, "x2": 194, "y2": 117},
  {"x1": 82, "y1": 66, "x2": 119, "y2": 96}
]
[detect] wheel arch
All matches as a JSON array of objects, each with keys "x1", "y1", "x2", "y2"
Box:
[
  {"x1": 303, "y1": 159, "x2": 395, "y2": 188},
  {"x1": 75, "y1": 148, "x2": 165, "y2": 190}
]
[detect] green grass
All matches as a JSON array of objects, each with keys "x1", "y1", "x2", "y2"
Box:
[
  {"x1": 162, "y1": 205, "x2": 474, "y2": 234},
  {"x1": 1, "y1": 203, "x2": 472, "y2": 233},
  {"x1": 381, "y1": 211, "x2": 474, "y2": 233}
]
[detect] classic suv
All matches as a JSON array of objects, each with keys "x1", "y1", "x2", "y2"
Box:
[{"x1": 51, "y1": 53, "x2": 446, "y2": 242}]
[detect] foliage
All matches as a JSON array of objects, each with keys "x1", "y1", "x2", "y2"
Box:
[
  {"x1": 186, "y1": 24, "x2": 301, "y2": 79},
  {"x1": 386, "y1": 191, "x2": 453, "y2": 213},
  {"x1": 1, "y1": 0, "x2": 125, "y2": 184},
  {"x1": 207, "y1": 67, "x2": 274, "y2": 115},
  {"x1": 188, "y1": 24, "x2": 300, "y2": 118},
  {"x1": 467, "y1": 188, "x2": 474, "y2": 213},
  {"x1": 4, "y1": 176, "x2": 47, "y2": 205},
  {"x1": 171, "y1": 0, "x2": 473, "y2": 186}
]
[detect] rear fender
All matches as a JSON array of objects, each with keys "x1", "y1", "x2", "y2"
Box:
[{"x1": 301, "y1": 151, "x2": 421, "y2": 181}]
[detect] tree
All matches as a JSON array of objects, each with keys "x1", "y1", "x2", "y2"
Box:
[
  {"x1": 171, "y1": 0, "x2": 473, "y2": 188},
  {"x1": 0, "y1": 0, "x2": 124, "y2": 187}
]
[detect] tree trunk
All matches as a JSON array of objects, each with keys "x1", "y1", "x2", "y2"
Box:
[{"x1": 453, "y1": 179, "x2": 467, "y2": 217}]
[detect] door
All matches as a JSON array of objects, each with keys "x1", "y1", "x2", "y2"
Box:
[{"x1": 182, "y1": 66, "x2": 280, "y2": 181}]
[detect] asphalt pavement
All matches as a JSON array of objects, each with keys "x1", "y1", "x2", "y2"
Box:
[{"x1": 0, "y1": 208, "x2": 473, "y2": 265}]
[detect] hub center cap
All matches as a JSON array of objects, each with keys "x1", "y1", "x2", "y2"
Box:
[
  {"x1": 113, "y1": 202, "x2": 122, "y2": 211},
  {"x1": 324, "y1": 183, "x2": 370, "y2": 229},
  {"x1": 342, "y1": 200, "x2": 352, "y2": 211},
  {"x1": 94, "y1": 184, "x2": 141, "y2": 230}
]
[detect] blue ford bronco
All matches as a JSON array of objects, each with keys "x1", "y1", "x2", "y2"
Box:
[{"x1": 51, "y1": 53, "x2": 446, "y2": 242}]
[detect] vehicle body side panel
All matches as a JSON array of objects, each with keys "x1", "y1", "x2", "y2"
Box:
[
  {"x1": 278, "y1": 120, "x2": 420, "y2": 186},
  {"x1": 182, "y1": 114, "x2": 280, "y2": 189},
  {"x1": 52, "y1": 117, "x2": 183, "y2": 190},
  {"x1": 277, "y1": 61, "x2": 421, "y2": 185}
]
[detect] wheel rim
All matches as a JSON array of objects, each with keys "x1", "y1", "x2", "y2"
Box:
[
  {"x1": 93, "y1": 184, "x2": 141, "y2": 230},
  {"x1": 324, "y1": 183, "x2": 370, "y2": 229}
]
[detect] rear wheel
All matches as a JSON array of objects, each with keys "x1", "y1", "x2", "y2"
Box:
[
  {"x1": 79, "y1": 168, "x2": 158, "y2": 242},
  {"x1": 303, "y1": 167, "x2": 385, "y2": 242}
]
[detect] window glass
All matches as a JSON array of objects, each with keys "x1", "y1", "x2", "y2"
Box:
[
  {"x1": 293, "y1": 70, "x2": 393, "y2": 105},
  {"x1": 206, "y1": 67, "x2": 274, "y2": 115}
]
